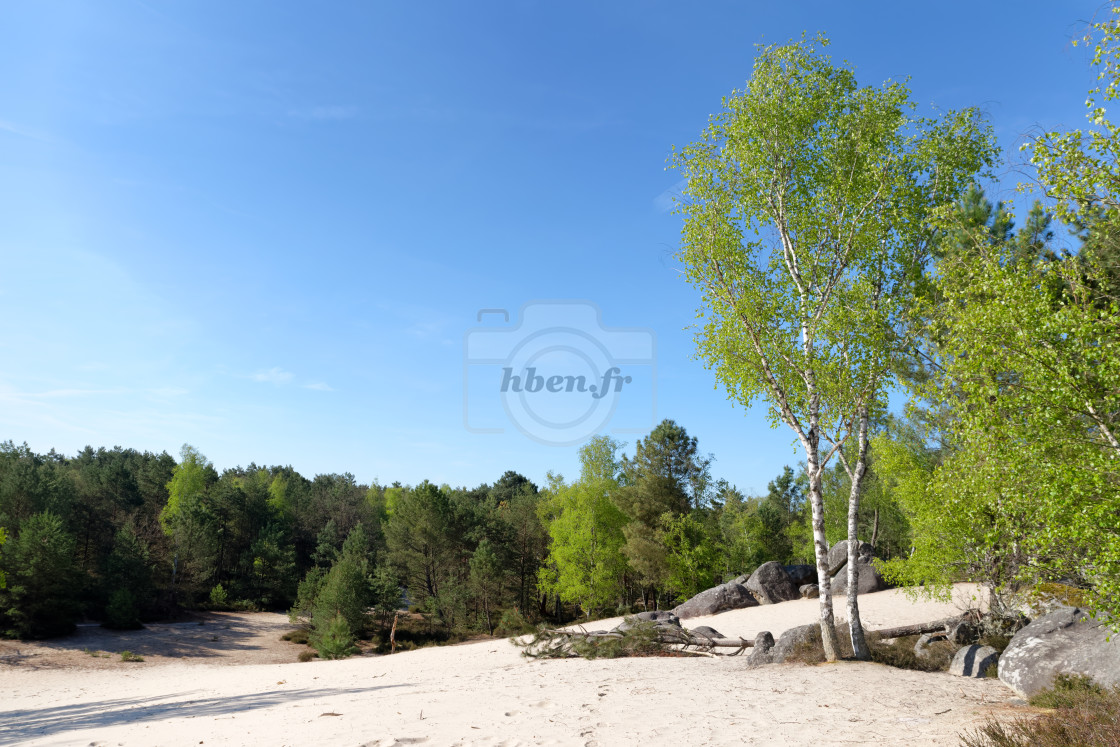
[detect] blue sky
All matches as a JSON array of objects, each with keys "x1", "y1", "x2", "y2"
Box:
[{"x1": 0, "y1": 1, "x2": 1105, "y2": 494}]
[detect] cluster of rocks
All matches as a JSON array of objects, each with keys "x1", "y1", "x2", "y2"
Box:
[
  {"x1": 670, "y1": 539, "x2": 890, "y2": 620},
  {"x1": 617, "y1": 600, "x2": 1120, "y2": 694}
]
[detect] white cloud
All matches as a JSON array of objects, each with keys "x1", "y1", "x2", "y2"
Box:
[
  {"x1": 251, "y1": 367, "x2": 294, "y2": 385},
  {"x1": 304, "y1": 381, "x2": 334, "y2": 391}
]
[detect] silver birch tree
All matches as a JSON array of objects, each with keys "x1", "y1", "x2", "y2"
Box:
[{"x1": 672, "y1": 34, "x2": 994, "y2": 660}]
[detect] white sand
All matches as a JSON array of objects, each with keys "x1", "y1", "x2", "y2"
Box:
[{"x1": 0, "y1": 585, "x2": 1020, "y2": 746}]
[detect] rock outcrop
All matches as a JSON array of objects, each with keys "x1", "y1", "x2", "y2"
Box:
[
  {"x1": 827, "y1": 540, "x2": 874, "y2": 577},
  {"x1": 830, "y1": 555, "x2": 889, "y2": 596},
  {"x1": 999, "y1": 606, "x2": 1120, "y2": 697},
  {"x1": 950, "y1": 645, "x2": 999, "y2": 678},
  {"x1": 611, "y1": 610, "x2": 681, "y2": 634},
  {"x1": 799, "y1": 583, "x2": 820, "y2": 599},
  {"x1": 745, "y1": 561, "x2": 799, "y2": 604},
  {"x1": 783, "y1": 564, "x2": 817, "y2": 587},
  {"x1": 671, "y1": 582, "x2": 758, "y2": 620}
]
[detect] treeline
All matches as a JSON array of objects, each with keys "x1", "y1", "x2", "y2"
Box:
[{"x1": 0, "y1": 421, "x2": 911, "y2": 642}]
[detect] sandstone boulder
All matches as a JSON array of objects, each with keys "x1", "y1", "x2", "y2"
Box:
[
  {"x1": 950, "y1": 645, "x2": 999, "y2": 678},
  {"x1": 800, "y1": 583, "x2": 820, "y2": 599},
  {"x1": 747, "y1": 630, "x2": 776, "y2": 666},
  {"x1": 745, "y1": 561, "x2": 799, "y2": 604},
  {"x1": 784, "y1": 564, "x2": 817, "y2": 587},
  {"x1": 999, "y1": 606, "x2": 1120, "y2": 697},
  {"x1": 688, "y1": 625, "x2": 724, "y2": 640},
  {"x1": 771, "y1": 623, "x2": 820, "y2": 663},
  {"x1": 914, "y1": 631, "x2": 949, "y2": 660},
  {"x1": 671, "y1": 582, "x2": 758, "y2": 620},
  {"x1": 830, "y1": 556, "x2": 889, "y2": 595},
  {"x1": 612, "y1": 610, "x2": 681, "y2": 633},
  {"x1": 827, "y1": 540, "x2": 874, "y2": 577}
]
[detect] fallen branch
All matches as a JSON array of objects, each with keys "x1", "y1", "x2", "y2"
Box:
[
  {"x1": 516, "y1": 621, "x2": 753, "y2": 659},
  {"x1": 867, "y1": 616, "x2": 961, "y2": 639}
]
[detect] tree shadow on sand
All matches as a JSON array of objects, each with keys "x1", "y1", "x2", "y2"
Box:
[
  {"x1": 0, "y1": 684, "x2": 410, "y2": 742},
  {"x1": 33, "y1": 612, "x2": 290, "y2": 662}
]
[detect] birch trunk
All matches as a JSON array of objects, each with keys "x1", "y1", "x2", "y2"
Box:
[
  {"x1": 805, "y1": 420, "x2": 841, "y2": 661},
  {"x1": 845, "y1": 403, "x2": 871, "y2": 661}
]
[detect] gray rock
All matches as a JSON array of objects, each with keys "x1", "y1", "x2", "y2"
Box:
[
  {"x1": 999, "y1": 606, "x2": 1120, "y2": 697},
  {"x1": 914, "y1": 631, "x2": 949, "y2": 659},
  {"x1": 784, "y1": 564, "x2": 817, "y2": 587},
  {"x1": 633, "y1": 610, "x2": 680, "y2": 625},
  {"x1": 827, "y1": 540, "x2": 874, "y2": 577},
  {"x1": 745, "y1": 561, "x2": 799, "y2": 604},
  {"x1": 612, "y1": 610, "x2": 681, "y2": 633},
  {"x1": 950, "y1": 645, "x2": 999, "y2": 678},
  {"x1": 747, "y1": 630, "x2": 776, "y2": 666},
  {"x1": 731, "y1": 574, "x2": 750, "y2": 587},
  {"x1": 688, "y1": 625, "x2": 724, "y2": 640},
  {"x1": 671, "y1": 582, "x2": 758, "y2": 620},
  {"x1": 948, "y1": 619, "x2": 980, "y2": 645},
  {"x1": 771, "y1": 623, "x2": 820, "y2": 663},
  {"x1": 800, "y1": 583, "x2": 820, "y2": 599},
  {"x1": 830, "y1": 556, "x2": 888, "y2": 596}
]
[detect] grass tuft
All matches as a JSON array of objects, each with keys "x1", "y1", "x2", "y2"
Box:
[
  {"x1": 119, "y1": 650, "x2": 144, "y2": 662},
  {"x1": 960, "y1": 675, "x2": 1120, "y2": 747}
]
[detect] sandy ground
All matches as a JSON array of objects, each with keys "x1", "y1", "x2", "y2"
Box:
[{"x1": 0, "y1": 585, "x2": 1027, "y2": 746}]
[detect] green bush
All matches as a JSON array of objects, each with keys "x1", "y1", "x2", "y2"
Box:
[
  {"x1": 310, "y1": 612, "x2": 358, "y2": 660},
  {"x1": 208, "y1": 583, "x2": 230, "y2": 610},
  {"x1": 102, "y1": 587, "x2": 143, "y2": 630},
  {"x1": 119, "y1": 650, "x2": 144, "y2": 662}
]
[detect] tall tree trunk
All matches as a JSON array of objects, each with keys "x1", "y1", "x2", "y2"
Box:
[
  {"x1": 870, "y1": 508, "x2": 879, "y2": 550},
  {"x1": 806, "y1": 420, "x2": 842, "y2": 661},
  {"x1": 845, "y1": 403, "x2": 872, "y2": 661}
]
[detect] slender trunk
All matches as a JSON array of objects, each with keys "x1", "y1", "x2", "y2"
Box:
[
  {"x1": 870, "y1": 508, "x2": 879, "y2": 550},
  {"x1": 483, "y1": 597, "x2": 492, "y2": 636},
  {"x1": 846, "y1": 403, "x2": 871, "y2": 661},
  {"x1": 806, "y1": 412, "x2": 841, "y2": 661}
]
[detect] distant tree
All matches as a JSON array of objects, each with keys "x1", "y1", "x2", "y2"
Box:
[
  {"x1": 0, "y1": 512, "x2": 81, "y2": 638},
  {"x1": 538, "y1": 437, "x2": 630, "y2": 617},
  {"x1": 613, "y1": 420, "x2": 712, "y2": 599}
]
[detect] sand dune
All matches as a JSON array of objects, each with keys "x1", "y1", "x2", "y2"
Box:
[{"x1": 0, "y1": 585, "x2": 1023, "y2": 746}]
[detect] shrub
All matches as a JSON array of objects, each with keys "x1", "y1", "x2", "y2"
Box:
[
  {"x1": 310, "y1": 612, "x2": 358, "y2": 660},
  {"x1": 208, "y1": 583, "x2": 230, "y2": 610},
  {"x1": 496, "y1": 608, "x2": 536, "y2": 636},
  {"x1": 297, "y1": 649, "x2": 316, "y2": 663},
  {"x1": 960, "y1": 675, "x2": 1120, "y2": 747},
  {"x1": 281, "y1": 629, "x2": 309, "y2": 645},
  {"x1": 102, "y1": 587, "x2": 143, "y2": 630},
  {"x1": 119, "y1": 650, "x2": 144, "y2": 662}
]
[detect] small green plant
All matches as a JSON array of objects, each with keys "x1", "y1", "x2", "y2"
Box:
[
  {"x1": 119, "y1": 650, "x2": 144, "y2": 662},
  {"x1": 83, "y1": 648, "x2": 109, "y2": 658},
  {"x1": 209, "y1": 583, "x2": 230, "y2": 609},
  {"x1": 297, "y1": 649, "x2": 317, "y2": 662},
  {"x1": 281, "y1": 629, "x2": 310, "y2": 645}
]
